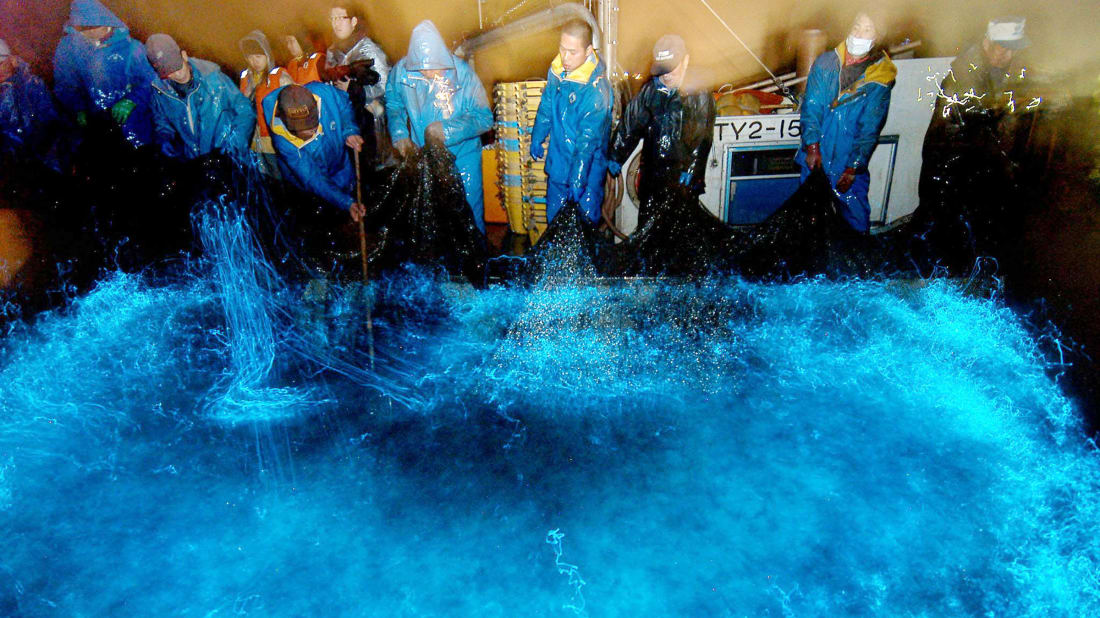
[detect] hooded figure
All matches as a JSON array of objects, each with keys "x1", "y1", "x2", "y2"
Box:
[
  {"x1": 0, "y1": 42, "x2": 64, "y2": 170},
  {"x1": 386, "y1": 20, "x2": 492, "y2": 231},
  {"x1": 52, "y1": 0, "x2": 158, "y2": 147},
  {"x1": 147, "y1": 34, "x2": 255, "y2": 161},
  {"x1": 795, "y1": 14, "x2": 896, "y2": 233},
  {"x1": 530, "y1": 21, "x2": 613, "y2": 225},
  {"x1": 238, "y1": 30, "x2": 293, "y2": 155},
  {"x1": 263, "y1": 82, "x2": 361, "y2": 212}
]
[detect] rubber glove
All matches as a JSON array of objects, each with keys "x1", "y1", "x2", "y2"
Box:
[
  {"x1": 836, "y1": 167, "x2": 858, "y2": 194},
  {"x1": 424, "y1": 121, "x2": 446, "y2": 147},
  {"x1": 110, "y1": 98, "x2": 136, "y2": 124},
  {"x1": 529, "y1": 140, "x2": 545, "y2": 161},
  {"x1": 679, "y1": 171, "x2": 693, "y2": 186},
  {"x1": 348, "y1": 60, "x2": 380, "y2": 86},
  {"x1": 607, "y1": 160, "x2": 621, "y2": 177},
  {"x1": 804, "y1": 142, "x2": 822, "y2": 170},
  {"x1": 394, "y1": 138, "x2": 416, "y2": 158},
  {"x1": 76, "y1": 111, "x2": 88, "y2": 127}
]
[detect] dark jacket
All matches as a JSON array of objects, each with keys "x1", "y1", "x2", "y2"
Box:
[
  {"x1": 609, "y1": 76, "x2": 716, "y2": 197},
  {"x1": 150, "y1": 58, "x2": 255, "y2": 160},
  {"x1": 0, "y1": 60, "x2": 63, "y2": 168},
  {"x1": 925, "y1": 42, "x2": 1032, "y2": 152}
]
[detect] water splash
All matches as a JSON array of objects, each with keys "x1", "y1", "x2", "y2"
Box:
[{"x1": 0, "y1": 221, "x2": 1098, "y2": 615}]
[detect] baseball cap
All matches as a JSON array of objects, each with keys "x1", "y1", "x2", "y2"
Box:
[
  {"x1": 987, "y1": 17, "x2": 1031, "y2": 51},
  {"x1": 146, "y1": 33, "x2": 185, "y2": 77},
  {"x1": 277, "y1": 85, "x2": 319, "y2": 134},
  {"x1": 651, "y1": 34, "x2": 687, "y2": 76}
]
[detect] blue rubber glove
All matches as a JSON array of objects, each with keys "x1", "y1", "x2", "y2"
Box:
[
  {"x1": 569, "y1": 185, "x2": 585, "y2": 203},
  {"x1": 679, "y1": 171, "x2": 693, "y2": 186},
  {"x1": 607, "y1": 160, "x2": 622, "y2": 177},
  {"x1": 529, "y1": 140, "x2": 545, "y2": 160}
]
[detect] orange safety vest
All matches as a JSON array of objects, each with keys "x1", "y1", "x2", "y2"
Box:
[
  {"x1": 286, "y1": 53, "x2": 324, "y2": 87},
  {"x1": 240, "y1": 67, "x2": 293, "y2": 140}
]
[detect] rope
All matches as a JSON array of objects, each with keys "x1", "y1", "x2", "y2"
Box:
[
  {"x1": 694, "y1": 0, "x2": 799, "y2": 105},
  {"x1": 491, "y1": 0, "x2": 545, "y2": 27}
]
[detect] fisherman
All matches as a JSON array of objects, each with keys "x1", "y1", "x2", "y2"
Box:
[
  {"x1": 146, "y1": 34, "x2": 255, "y2": 162},
  {"x1": 52, "y1": 0, "x2": 159, "y2": 148},
  {"x1": 530, "y1": 19, "x2": 613, "y2": 225},
  {"x1": 0, "y1": 39, "x2": 64, "y2": 171},
  {"x1": 385, "y1": 20, "x2": 493, "y2": 231},
  {"x1": 924, "y1": 17, "x2": 1035, "y2": 158},
  {"x1": 263, "y1": 82, "x2": 366, "y2": 222},
  {"x1": 607, "y1": 34, "x2": 716, "y2": 227},
  {"x1": 238, "y1": 31, "x2": 294, "y2": 173},
  {"x1": 324, "y1": 2, "x2": 390, "y2": 166},
  {"x1": 796, "y1": 11, "x2": 896, "y2": 233}
]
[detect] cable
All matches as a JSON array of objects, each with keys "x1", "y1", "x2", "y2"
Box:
[{"x1": 694, "y1": 0, "x2": 800, "y2": 106}]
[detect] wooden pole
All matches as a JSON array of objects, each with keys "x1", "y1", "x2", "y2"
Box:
[
  {"x1": 354, "y1": 150, "x2": 368, "y2": 282},
  {"x1": 353, "y1": 149, "x2": 375, "y2": 370}
]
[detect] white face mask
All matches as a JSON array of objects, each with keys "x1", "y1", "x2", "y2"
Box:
[{"x1": 846, "y1": 35, "x2": 874, "y2": 57}]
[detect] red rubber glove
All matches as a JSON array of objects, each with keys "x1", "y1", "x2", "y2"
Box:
[
  {"x1": 804, "y1": 143, "x2": 822, "y2": 170},
  {"x1": 836, "y1": 167, "x2": 858, "y2": 194}
]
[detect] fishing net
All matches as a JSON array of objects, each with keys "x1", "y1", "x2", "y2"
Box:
[
  {"x1": 364, "y1": 142, "x2": 487, "y2": 285},
  {"x1": 504, "y1": 170, "x2": 888, "y2": 282}
]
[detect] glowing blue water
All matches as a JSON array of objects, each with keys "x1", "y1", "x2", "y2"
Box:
[{"x1": 1, "y1": 209, "x2": 1098, "y2": 615}]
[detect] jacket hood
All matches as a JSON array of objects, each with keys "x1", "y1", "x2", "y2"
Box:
[
  {"x1": 239, "y1": 30, "x2": 274, "y2": 70},
  {"x1": 68, "y1": 0, "x2": 127, "y2": 30},
  {"x1": 406, "y1": 21, "x2": 454, "y2": 71}
]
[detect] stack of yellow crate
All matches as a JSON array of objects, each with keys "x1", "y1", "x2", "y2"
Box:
[{"x1": 493, "y1": 80, "x2": 549, "y2": 244}]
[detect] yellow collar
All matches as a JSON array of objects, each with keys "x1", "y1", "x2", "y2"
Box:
[
  {"x1": 834, "y1": 42, "x2": 897, "y2": 91},
  {"x1": 550, "y1": 53, "x2": 599, "y2": 84},
  {"x1": 270, "y1": 93, "x2": 324, "y2": 149}
]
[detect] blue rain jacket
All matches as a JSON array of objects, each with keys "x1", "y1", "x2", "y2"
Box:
[
  {"x1": 52, "y1": 0, "x2": 158, "y2": 147},
  {"x1": 531, "y1": 52, "x2": 612, "y2": 223},
  {"x1": 263, "y1": 82, "x2": 359, "y2": 211},
  {"x1": 386, "y1": 21, "x2": 492, "y2": 230},
  {"x1": 0, "y1": 60, "x2": 63, "y2": 168},
  {"x1": 150, "y1": 58, "x2": 255, "y2": 161},
  {"x1": 795, "y1": 42, "x2": 896, "y2": 232}
]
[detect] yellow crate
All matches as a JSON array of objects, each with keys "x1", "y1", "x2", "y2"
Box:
[
  {"x1": 519, "y1": 205, "x2": 545, "y2": 244},
  {"x1": 495, "y1": 82, "x2": 546, "y2": 98},
  {"x1": 496, "y1": 149, "x2": 523, "y2": 165},
  {"x1": 504, "y1": 199, "x2": 526, "y2": 234},
  {"x1": 495, "y1": 125, "x2": 525, "y2": 140},
  {"x1": 524, "y1": 180, "x2": 548, "y2": 194}
]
